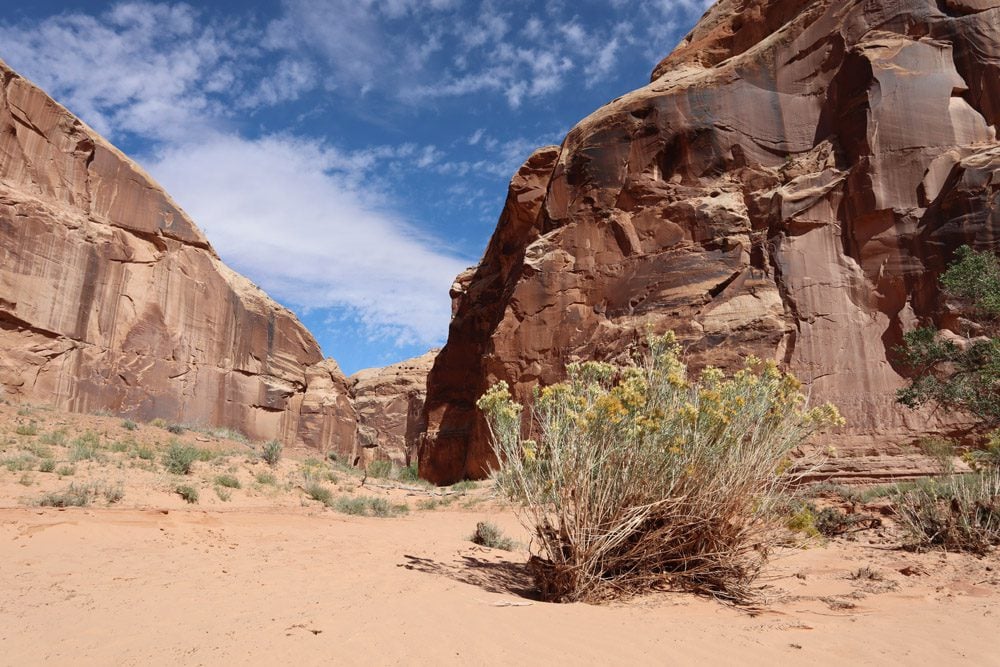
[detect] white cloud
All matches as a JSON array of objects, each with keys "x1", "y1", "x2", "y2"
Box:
[{"x1": 148, "y1": 134, "x2": 468, "y2": 346}]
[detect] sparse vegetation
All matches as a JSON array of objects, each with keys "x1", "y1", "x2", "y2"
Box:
[
  {"x1": 16, "y1": 421, "x2": 38, "y2": 436},
  {"x1": 255, "y1": 471, "x2": 278, "y2": 486},
  {"x1": 215, "y1": 474, "x2": 241, "y2": 489},
  {"x1": 175, "y1": 484, "x2": 199, "y2": 504},
  {"x1": 215, "y1": 486, "x2": 232, "y2": 501},
  {"x1": 163, "y1": 442, "x2": 200, "y2": 475},
  {"x1": 895, "y1": 471, "x2": 1000, "y2": 553},
  {"x1": 398, "y1": 463, "x2": 420, "y2": 482},
  {"x1": 56, "y1": 464, "x2": 76, "y2": 477},
  {"x1": 38, "y1": 483, "x2": 99, "y2": 507},
  {"x1": 39, "y1": 429, "x2": 67, "y2": 446},
  {"x1": 470, "y1": 521, "x2": 516, "y2": 550},
  {"x1": 166, "y1": 423, "x2": 185, "y2": 435},
  {"x1": 261, "y1": 439, "x2": 282, "y2": 466},
  {"x1": 122, "y1": 419, "x2": 138, "y2": 431},
  {"x1": 304, "y1": 482, "x2": 333, "y2": 505},
  {"x1": 149, "y1": 418, "x2": 168, "y2": 429},
  {"x1": 70, "y1": 431, "x2": 102, "y2": 461},
  {"x1": 366, "y1": 459, "x2": 392, "y2": 478},
  {"x1": 331, "y1": 495, "x2": 408, "y2": 517},
  {"x1": 477, "y1": 333, "x2": 843, "y2": 603},
  {"x1": 38, "y1": 459, "x2": 56, "y2": 473},
  {"x1": 3, "y1": 454, "x2": 37, "y2": 472}
]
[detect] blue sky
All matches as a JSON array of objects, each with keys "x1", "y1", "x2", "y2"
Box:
[{"x1": 0, "y1": 0, "x2": 710, "y2": 375}]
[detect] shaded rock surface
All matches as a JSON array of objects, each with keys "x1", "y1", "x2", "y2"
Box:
[
  {"x1": 421, "y1": 0, "x2": 1000, "y2": 484},
  {"x1": 0, "y1": 57, "x2": 359, "y2": 452},
  {"x1": 349, "y1": 350, "x2": 437, "y2": 467}
]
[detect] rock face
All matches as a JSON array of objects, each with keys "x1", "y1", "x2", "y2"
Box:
[
  {"x1": 349, "y1": 350, "x2": 437, "y2": 467},
  {"x1": 0, "y1": 57, "x2": 357, "y2": 451},
  {"x1": 420, "y1": 0, "x2": 1000, "y2": 484}
]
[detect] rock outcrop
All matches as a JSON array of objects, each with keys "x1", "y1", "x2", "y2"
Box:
[
  {"x1": 420, "y1": 0, "x2": 1000, "y2": 484},
  {"x1": 0, "y1": 57, "x2": 357, "y2": 451},
  {"x1": 349, "y1": 350, "x2": 436, "y2": 467}
]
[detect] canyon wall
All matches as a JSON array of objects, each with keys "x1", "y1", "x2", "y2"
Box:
[{"x1": 420, "y1": 0, "x2": 1000, "y2": 484}]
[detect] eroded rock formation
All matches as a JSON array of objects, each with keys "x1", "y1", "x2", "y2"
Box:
[
  {"x1": 0, "y1": 57, "x2": 358, "y2": 450},
  {"x1": 420, "y1": 0, "x2": 1000, "y2": 484},
  {"x1": 349, "y1": 350, "x2": 437, "y2": 467}
]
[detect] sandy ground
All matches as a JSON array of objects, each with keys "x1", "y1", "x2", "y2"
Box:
[
  {"x1": 2, "y1": 505, "x2": 999, "y2": 666},
  {"x1": 2, "y1": 403, "x2": 999, "y2": 665}
]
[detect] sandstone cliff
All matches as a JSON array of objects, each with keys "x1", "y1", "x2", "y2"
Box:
[
  {"x1": 420, "y1": 0, "x2": 1000, "y2": 484},
  {"x1": 349, "y1": 350, "x2": 437, "y2": 467},
  {"x1": 0, "y1": 57, "x2": 359, "y2": 452}
]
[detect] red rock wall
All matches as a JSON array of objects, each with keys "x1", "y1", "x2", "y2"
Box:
[
  {"x1": 420, "y1": 0, "x2": 1000, "y2": 484},
  {"x1": 0, "y1": 58, "x2": 357, "y2": 451}
]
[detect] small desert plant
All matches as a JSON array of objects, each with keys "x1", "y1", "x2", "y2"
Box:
[
  {"x1": 417, "y1": 498, "x2": 440, "y2": 511},
  {"x1": 175, "y1": 484, "x2": 199, "y2": 504},
  {"x1": 122, "y1": 419, "x2": 138, "y2": 431},
  {"x1": 70, "y1": 432, "x2": 102, "y2": 461},
  {"x1": 215, "y1": 486, "x2": 232, "y2": 501},
  {"x1": 166, "y1": 423, "x2": 185, "y2": 435},
  {"x1": 916, "y1": 437, "x2": 958, "y2": 473},
  {"x1": 477, "y1": 333, "x2": 843, "y2": 603},
  {"x1": 215, "y1": 474, "x2": 241, "y2": 489},
  {"x1": 150, "y1": 418, "x2": 168, "y2": 428},
  {"x1": 103, "y1": 483, "x2": 125, "y2": 504},
  {"x1": 304, "y1": 482, "x2": 333, "y2": 505},
  {"x1": 255, "y1": 471, "x2": 278, "y2": 486},
  {"x1": 449, "y1": 480, "x2": 477, "y2": 494},
  {"x1": 397, "y1": 463, "x2": 420, "y2": 482},
  {"x1": 163, "y1": 442, "x2": 200, "y2": 475},
  {"x1": 133, "y1": 444, "x2": 156, "y2": 461},
  {"x1": 366, "y1": 459, "x2": 393, "y2": 478},
  {"x1": 2, "y1": 454, "x2": 37, "y2": 472},
  {"x1": 38, "y1": 483, "x2": 97, "y2": 507},
  {"x1": 38, "y1": 458, "x2": 56, "y2": 473},
  {"x1": 18, "y1": 472, "x2": 34, "y2": 486},
  {"x1": 16, "y1": 421, "x2": 38, "y2": 436},
  {"x1": 470, "y1": 521, "x2": 516, "y2": 550},
  {"x1": 203, "y1": 426, "x2": 248, "y2": 443},
  {"x1": 39, "y1": 429, "x2": 67, "y2": 446},
  {"x1": 895, "y1": 471, "x2": 1000, "y2": 553},
  {"x1": 331, "y1": 495, "x2": 408, "y2": 517},
  {"x1": 261, "y1": 440, "x2": 282, "y2": 466},
  {"x1": 56, "y1": 464, "x2": 76, "y2": 477}
]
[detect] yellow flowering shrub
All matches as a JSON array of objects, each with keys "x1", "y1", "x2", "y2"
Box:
[{"x1": 476, "y1": 332, "x2": 843, "y2": 603}]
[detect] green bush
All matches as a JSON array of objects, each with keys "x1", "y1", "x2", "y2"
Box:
[
  {"x1": 477, "y1": 333, "x2": 843, "y2": 603},
  {"x1": 70, "y1": 432, "x2": 102, "y2": 461},
  {"x1": 365, "y1": 459, "x2": 393, "y2": 478},
  {"x1": 470, "y1": 521, "x2": 516, "y2": 550},
  {"x1": 175, "y1": 484, "x2": 199, "y2": 504},
  {"x1": 56, "y1": 464, "x2": 76, "y2": 477},
  {"x1": 261, "y1": 440, "x2": 282, "y2": 466},
  {"x1": 214, "y1": 474, "x2": 241, "y2": 489},
  {"x1": 38, "y1": 459, "x2": 56, "y2": 473},
  {"x1": 166, "y1": 423, "x2": 185, "y2": 435},
  {"x1": 896, "y1": 472, "x2": 1000, "y2": 553},
  {"x1": 122, "y1": 419, "x2": 138, "y2": 431},
  {"x1": 38, "y1": 483, "x2": 100, "y2": 507},
  {"x1": 397, "y1": 463, "x2": 421, "y2": 482},
  {"x1": 331, "y1": 495, "x2": 408, "y2": 517},
  {"x1": 304, "y1": 482, "x2": 333, "y2": 505},
  {"x1": 255, "y1": 471, "x2": 278, "y2": 486},
  {"x1": 39, "y1": 429, "x2": 67, "y2": 446},
  {"x1": 163, "y1": 442, "x2": 200, "y2": 475},
  {"x1": 16, "y1": 421, "x2": 38, "y2": 436}
]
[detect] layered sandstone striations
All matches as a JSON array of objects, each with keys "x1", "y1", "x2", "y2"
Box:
[
  {"x1": 0, "y1": 58, "x2": 358, "y2": 452},
  {"x1": 421, "y1": 0, "x2": 1000, "y2": 484},
  {"x1": 349, "y1": 350, "x2": 437, "y2": 467}
]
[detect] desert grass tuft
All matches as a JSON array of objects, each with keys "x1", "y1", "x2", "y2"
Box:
[{"x1": 470, "y1": 521, "x2": 516, "y2": 550}]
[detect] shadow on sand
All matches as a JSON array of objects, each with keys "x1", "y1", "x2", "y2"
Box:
[{"x1": 401, "y1": 553, "x2": 539, "y2": 600}]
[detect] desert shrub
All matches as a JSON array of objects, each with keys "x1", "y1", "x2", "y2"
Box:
[
  {"x1": 897, "y1": 246, "x2": 1000, "y2": 427},
  {"x1": 149, "y1": 418, "x2": 168, "y2": 428},
  {"x1": 38, "y1": 458, "x2": 56, "y2": 473},
  {"x1": 2, "y1": 454, "x2": 37, "y2": 472},
  {"x1": 417, "y1": 498, "x2": 440, "y2": 511},
  {"x1": 261, "y1": 439, "x2": 282, "y2": 466},
  {"x1": 38, "y1": 483, "x2": 100, "y2": 507},
  {"x1": 122, "y1": 419, "x2": 138, "y2": 431},
  {"x1": 70, "y1": 432, "x2": 102, "y2": 461},
  {"x1": 477, "y1": 333, "x2": 843, "y2": 603},
  {"x1": 16, "y1": 421, "x2": 38, "y2": 436},
  {"x1": 366, "y1": 459, "x2": 392, "y2": 478},
  {"x1": 331, "y1": 495, "x2": 408, "y2": 517},
  {"x1": 785, "y1": 505, "x2": 820, "y2": 538},
  {"x1": 134, "y1": 444, "x2": 156, "y2": 461},
  {"x1": 109, "y1": 439, "x2": 130, "y2": 453},
  {"x1": 166, "y1": 423, "x2": 185, "y2": 435},
  {"x1": 103, "y1": 483, "x2": 124, "y2": 504},
  {"x1": 255, "y1": 471, "x2": 278, "y2": 486},
  {"x1": 304, "y1": 482, "x2": 333, "y2": 505},
  {"x1": 175, "y1": 484, "x2": 199, "y2": 504},
  {"x1": 56, "y1": 464, "x2": 76, "y2": 477},
  {"x1": 398, "y1": 463, "x2": 421, "y2": 482},
  {"x1": 449, "y1": 480, "x2": 477, "y2": 494},
  {"x1": 203, "y1": 426, "x2": 248, "y2": 443},
  {"x1": 470, "y1": 521, "x2": 516, "y2": 550},
  {"x1": 39, "y1": 429, "x2": 67, "y2": 446},
  {"x1": 963, "y1": 430, "x2": 1000, "y2": 470},
  {"x1": 895, "y1": 471, "x2": 1000, "y2": 553},
  {"x1": 215, "y1": 474, "x2": 241, "y2": 489},
  {"x1": 215, "y1": 486, "x2": 232, "y2": 501},
  {"x1": 915, "y1": 437, "x2": 958, "y2": 473},
  {"x1": 163, "y1": 442, "x2": 200, "y2": 475}
]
